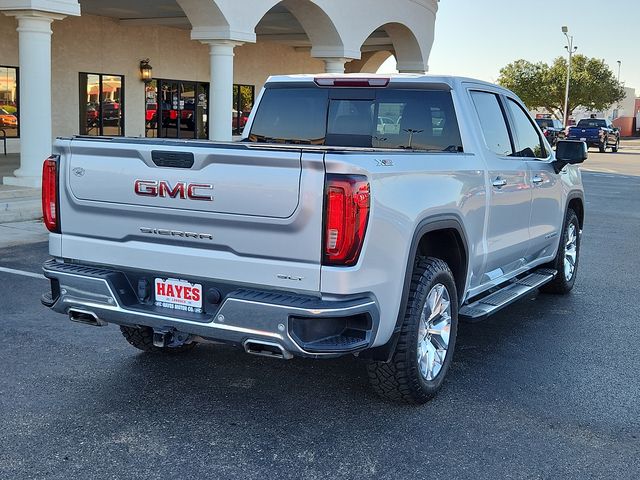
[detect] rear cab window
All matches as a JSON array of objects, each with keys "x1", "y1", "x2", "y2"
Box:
[{"x1": 248, "y1": 83, "x2": 463, "y2": 152}]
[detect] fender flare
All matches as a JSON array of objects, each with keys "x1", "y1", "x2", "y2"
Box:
[
  {"x1": 361, "y1": 214, "x2": 469, "y2": 362},
  {"x1": 565, "y1": 190, "x2": 585, "y2": 228}
]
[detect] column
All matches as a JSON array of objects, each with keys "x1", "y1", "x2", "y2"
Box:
[
  {"x1": 4, "y1": 12, "x2": 63, "y2": 188},
  {"x1": 206, "y1": 40, "x2": 241, "y2": 142},
  {"x1": 397, "y1": 61, "x2": 428, "y2": 74},
  {"x1": 322, "y1": 57, "x2": 349, "y2": 74}
]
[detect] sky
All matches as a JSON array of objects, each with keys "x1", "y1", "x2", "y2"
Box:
[{"x1": 380, "y1": 0, "x2": 639, "y2": 92}]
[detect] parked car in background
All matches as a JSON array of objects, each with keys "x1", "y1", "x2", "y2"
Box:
[
  {"x1": 535, "y1": 118, "x2": 565, "y2": 146},
  {"x1": 101, "y1": 100, "x2": 121, "y2": 126},
  {"x1": 567, "y1": 118, "x2": 619, "y2": 153},
  {"x1": 0, "y1": 108, "x2": 18, "y2": 127}
]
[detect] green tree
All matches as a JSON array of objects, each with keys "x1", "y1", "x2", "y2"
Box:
[{"x1": 497, "y1": 54, "x2": 625, "y2": 120}]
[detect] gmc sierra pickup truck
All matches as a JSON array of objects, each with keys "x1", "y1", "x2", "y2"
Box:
[{"x1": 41, "y1": 74, "x2": 587, "y2": 404}]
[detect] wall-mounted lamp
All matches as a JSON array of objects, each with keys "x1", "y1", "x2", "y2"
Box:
[{"x1": 139, "y1": 59, "x2": 153, "y2": 82}]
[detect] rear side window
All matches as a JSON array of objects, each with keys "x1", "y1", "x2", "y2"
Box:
[
  {"x1": 576, "y1": 119, "x2": 606, "y2": 128},
  {"x1": 249, "y1": 86, "x2": 463, "y2": 151},
  {"x1": 372, "y1": 90, "x2": 462, "y2": 152},
  {"x1": 470, "y1": 91, "x2": 512, "y2": 156},
  {"x1": 505, "y1": 98, "x2": 547, "y2": 158}
]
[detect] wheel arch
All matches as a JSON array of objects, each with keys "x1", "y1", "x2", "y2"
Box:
[
  {"x1": 361, "y1": 215, "x2": 469, "y2": 362},
  {"x1": 566, "y1": 193, "x2": 584, "y2": 229}
]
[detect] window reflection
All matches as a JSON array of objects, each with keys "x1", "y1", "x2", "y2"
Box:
[
  {"x1": 79, "y1": 73, "x2": 124, "y2": 136},
  {"x1": 0, "y1": 66, "x2": 19, "y2": 138},
  {"x1": 145, "y1": 79, "x2": 209, "y2": 140},
  {"x1": 233, "y1": 84, "x2": 254, "y2": 135}
]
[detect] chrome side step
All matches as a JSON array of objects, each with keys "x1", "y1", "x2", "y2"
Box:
[{"x1": 459, "y1": 269, "x2": 557, "y2": 323}]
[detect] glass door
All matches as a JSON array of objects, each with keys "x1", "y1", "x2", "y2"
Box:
[{"x1": 146, "y1": 79, "x2": 208, "y2": 139}]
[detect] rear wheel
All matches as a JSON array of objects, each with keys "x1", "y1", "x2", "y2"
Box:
[
  {"x1": 367, "y1": 257, "x2": 458, "y2": 404},
  {"x1": 540, "y1": 208, "x2": 580, "y2": 294},
  {"x1": 612, "y1": 138, "x2": 619, "y2": 153},
  {"x1": 120, "y1": 325, "x2": 197, "y2": 353},
  {"x1": 598, "y1": 141, "x2": 606, "y2": 153}
]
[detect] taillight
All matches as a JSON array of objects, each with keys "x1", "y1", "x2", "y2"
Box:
[
  {"x1": 323, "y1": 174, "x2": 370, "y2": 266},
  {"x1": 42, "y1": 156, "x2": 60, "y2": 233}
]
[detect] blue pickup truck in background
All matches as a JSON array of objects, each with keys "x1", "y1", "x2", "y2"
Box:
[{"x1": 567, "y1": 118, "x2": 620, "y2": 153}]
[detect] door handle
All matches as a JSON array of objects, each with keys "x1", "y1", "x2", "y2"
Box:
[
  {"x1": 492, "y1": 177, "x2": 507, "y2": 188},
  {"x1": 532, "y1": 175, "x2": 543, "y2": 184}
]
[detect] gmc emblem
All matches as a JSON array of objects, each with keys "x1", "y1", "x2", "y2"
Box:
[{"x1": 134, "y1": 180, "x2": 213, "y2": 201}]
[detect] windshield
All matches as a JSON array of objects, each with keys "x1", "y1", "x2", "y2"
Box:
[
  {"x1": 577, "y1": 119, "x2": 606, "y2": 128},
  {"x1": 248, "y1": 86, "x2": 463, "y2": 152}
]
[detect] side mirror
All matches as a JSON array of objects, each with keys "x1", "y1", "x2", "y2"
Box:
[{"x1": 553, "y1": 140, "x2": 587, "y2": 173}]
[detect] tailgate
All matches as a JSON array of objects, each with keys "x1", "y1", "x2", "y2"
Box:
[
  {"x1": 68, "y1": 141, "x2": 300, "y2": 218},
  {"x1": 569, "y1": 127, "x2": 599, "y2": 138},
  {"x1": 56, "y1": 138, "x2": 325, "y2": 292}
]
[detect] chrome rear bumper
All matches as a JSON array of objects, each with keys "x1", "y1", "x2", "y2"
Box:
[{"x1": 42, "y1": 259, "x2": 379, "y2": 358}]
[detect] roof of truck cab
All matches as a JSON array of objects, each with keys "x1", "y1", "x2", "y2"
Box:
[{"x1": 264, "y1": 73, "x2": 503, "y2": 91}]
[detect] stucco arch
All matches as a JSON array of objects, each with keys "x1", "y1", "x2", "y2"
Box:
[
  {"x1": 175, "y1": 0, "x2": 247, "y2": 42},
  {"x1": 248, "y1": 0, "x2": 358, "y2": 59},
  {"x1": 345, "y1": 50, "x2": 393, "y2": 74},
  {"x1": 358, "y1": 22, "x2": 427, "y2": 73}
]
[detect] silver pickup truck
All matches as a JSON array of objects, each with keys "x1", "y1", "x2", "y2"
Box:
[{"x1": 41, "y1": 74, "x2": 586, "y2": 404}]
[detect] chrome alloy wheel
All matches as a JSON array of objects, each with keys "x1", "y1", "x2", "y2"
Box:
[
  {"x1": 564, "y1": 222, "x2": 578, "y2": 281},
  {"x1": 417, "y1": 284, "x2": 452, "y2": 381}
]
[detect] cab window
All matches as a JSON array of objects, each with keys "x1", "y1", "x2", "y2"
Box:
[
  {"x1": 505, "y1": 98, "x2": 547, "y2": 158},
  {"x1": 470, "y1": 91, "x2": 512, "y2": 156}
]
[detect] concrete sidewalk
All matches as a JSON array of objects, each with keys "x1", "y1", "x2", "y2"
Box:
[
  {"x1": 1, "y1": 154, "x2": 42, "y2": 223},
  {"x1": 0, "y1": 184, "x2": 41, "y2": 223},
  {"x1": 0, "y1": 220, "x2": 47, "y2": 248}
]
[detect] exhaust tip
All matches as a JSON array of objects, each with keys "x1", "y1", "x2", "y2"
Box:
[
  {"x1": 68, "y1": 308, "x2": 107, "y2": 327},
  {"x1": 243, "y1": 339, "x2": 292, "y2": 360}
]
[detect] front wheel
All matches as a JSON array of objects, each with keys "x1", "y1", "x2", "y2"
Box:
[
  {"x1": 540, "y1": 208, "x2": 581, "y2": 294},
  {"x1": 367, "y1": 257, "x2": 458, "y2": 404}
]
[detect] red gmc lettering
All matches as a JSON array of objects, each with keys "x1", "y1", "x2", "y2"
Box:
[
  {"x1": 134, "y1": 180, "x2": 158, "y2": 196},
  {"x1": 187, "y1": 183, "x2": 213, "y2": 201},
  {"x1": 135, "y1": 180, "x2": 213, "y2": 201},
  {"x1": 159, "y1": 181, "x2": 187, "y2": 199}
]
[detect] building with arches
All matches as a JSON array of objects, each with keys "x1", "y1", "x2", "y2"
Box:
[{"x1": 0, "y1": 0, "x2": 439, "y2": 187}]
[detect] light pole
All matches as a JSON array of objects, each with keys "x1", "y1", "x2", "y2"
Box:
[
  {"x1": 562, "y1": 26, "x2": 577, "y2": 127},
  {"x1": 617, "y1": 60, "x2": 621, "y2": 83}
]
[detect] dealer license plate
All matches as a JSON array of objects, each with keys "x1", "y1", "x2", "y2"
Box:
[
  {"x1": 154, "y1": 278, "x2": 203, "y2": 313},
  {"x1": 580, "y1": 137, "x2": 587, "y2": 141}
]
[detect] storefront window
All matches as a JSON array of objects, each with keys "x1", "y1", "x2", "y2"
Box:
[
  {"x1": 233, "y1": 84, "x2": 254, "y2": 134},
  {"x1": 0, "y1": 66, "x2": 19, "y2": 138},
  {"x1": 79, "y1": 73, "x2": 124, "y2": 136},
  {"x1": 145, "y1": 79, "x2": 209, "y2": 140},
  {"x1": 144, "y1": 81, "x2": 253, "y2": 139}
]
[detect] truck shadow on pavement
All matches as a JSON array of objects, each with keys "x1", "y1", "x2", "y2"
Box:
[{"x1": 71, "y1": 289, "x2": 580, "y2": 419}]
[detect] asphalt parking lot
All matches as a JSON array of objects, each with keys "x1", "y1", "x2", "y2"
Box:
[{"x1": 1, "y1": 148, "x2": 639, "y2": 479}]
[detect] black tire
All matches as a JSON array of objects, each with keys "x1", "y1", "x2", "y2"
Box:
[
  {"x1": 540, "y1": 208, "x2": 581, "y2": 294},
  {"x1": 598, "y1": 141, "x2": 606, "y2": 153},
  {"x1": 612, "y1": 138, "x2": 619, "y2": 153},
  {"x1": 367, "y1": 257, "x2": 458, "y2": 404},
  {"x1": 120, "y1": 325, "x2": 197, "y2": 353}
]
